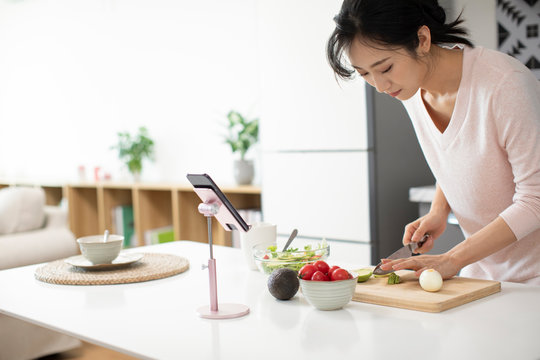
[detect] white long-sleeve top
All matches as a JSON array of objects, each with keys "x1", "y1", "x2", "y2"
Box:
[{"x1": 403, "y1": 46, "x2": 540, "y2": 284}]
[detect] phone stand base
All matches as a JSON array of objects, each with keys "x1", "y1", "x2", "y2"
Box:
[{"x1": 197, "y1": 303, "x2": 250, "y2": 319}]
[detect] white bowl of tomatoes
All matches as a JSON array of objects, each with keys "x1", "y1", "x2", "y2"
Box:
[{"x1": 298, "y1": 260, "x2": 358, "y2": 311}]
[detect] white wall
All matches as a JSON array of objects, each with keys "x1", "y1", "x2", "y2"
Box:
[
  {"x1": 0, "y1": 0, "x2": 499, "y2": 187},
  {"x1": 451, "y1": 0, "x2": 497, "y2": 49},
  {"x1": 0, "y1": 0, "x2": 261, "y2": 185}
]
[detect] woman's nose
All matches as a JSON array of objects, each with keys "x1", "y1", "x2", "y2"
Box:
[{"x1": 372, "y1": 76, "x2": 390, "y2": 93}]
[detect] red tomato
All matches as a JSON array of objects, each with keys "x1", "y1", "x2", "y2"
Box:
[
  {"x1": 328, "y1": 265, "x2": 340, "y2": 277},
  {"x1": 298, "y1": 264, "x2": 317, "y2": 280},
  {"x1": 313, "y1": 260, "x2": 330, "y2": 275},
  {"x1": 311, "y1": 270, "x2": 330, "y2": 281},
  {"x1": 330, "y1": 268, "x2": 350, "y2": 281}
]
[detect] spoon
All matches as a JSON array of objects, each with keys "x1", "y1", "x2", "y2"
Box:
[
  {"x1": 281, "y1": 229, "x2": 298, "y2": 252},
  {"x1": 103, "y1": 229, "x2": 110, "y2": 243}
]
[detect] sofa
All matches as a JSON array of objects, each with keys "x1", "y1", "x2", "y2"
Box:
[
  {"x1": 0, "y1": 204, "x2": 80, "y2": 270},
  {"x1": 0, "y1": 186, "x2": 81, "y2": 360}
]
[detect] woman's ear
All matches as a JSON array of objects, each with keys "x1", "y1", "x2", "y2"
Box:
[{"x1": 416, "y1": 25, "x2": 432, "y2": 55}]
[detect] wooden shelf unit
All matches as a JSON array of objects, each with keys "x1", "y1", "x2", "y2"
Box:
[
  {"x1": 66, "y1": 182, "x2": 261, "y2": 247},
  {"x1": 0, "y1": 182, "x2": 65, "y2": 206}
]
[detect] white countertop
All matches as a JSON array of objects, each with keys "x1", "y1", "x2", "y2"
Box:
[{"x1": 0, "y1": 241, "x2": 539, "y2": 360}]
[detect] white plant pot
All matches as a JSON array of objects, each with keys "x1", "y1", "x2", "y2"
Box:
[
  {"x1": 234, "y1": 159, "x2": 254, "y2": 185},
  {"x1": 131, "y1": 171, "x2": 141, "y2": 182}
]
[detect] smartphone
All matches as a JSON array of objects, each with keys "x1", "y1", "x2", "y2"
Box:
[{"x1": 186, "y1": 173, "x2": 250, "y2": 232}]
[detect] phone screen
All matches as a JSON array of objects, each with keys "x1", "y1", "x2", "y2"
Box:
[{"x1": 186, "y1": 173, "x2": 250, "y2": 232}]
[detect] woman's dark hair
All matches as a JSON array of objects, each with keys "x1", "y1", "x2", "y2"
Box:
[{"x1": 327, "y1": 0, "x2": 473, "y2": 80}]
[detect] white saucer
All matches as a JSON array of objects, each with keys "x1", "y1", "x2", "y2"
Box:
[{"x1": 65, "y1": 253, "x2": 144, "y2": 270}]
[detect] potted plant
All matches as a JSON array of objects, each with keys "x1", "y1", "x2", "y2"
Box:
[
  {"x1": 111, "y1": 127, "x2": 155, "y2": 181},
  {"x1": 225, "y1": 110, "x2": 259, "y2": 185}
]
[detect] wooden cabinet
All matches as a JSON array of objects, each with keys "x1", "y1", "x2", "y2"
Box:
[
  {"x1": 66, "y1": 182, "x2": 261, "y2": 247},
  {"x1": 0, "y1": 181, "x2": 260, "y2": 247},
  {"x1": 0, "y1": 183, "x2": 65, "y2": 206}
]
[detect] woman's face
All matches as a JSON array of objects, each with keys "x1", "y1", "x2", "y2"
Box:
[{"x1": 347, "y1": 37, "x2": 428, "y2": 101}]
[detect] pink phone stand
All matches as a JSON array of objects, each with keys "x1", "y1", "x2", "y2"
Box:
[{"x1": 195, "y1": 195, "x2": 250, "y2": 320}]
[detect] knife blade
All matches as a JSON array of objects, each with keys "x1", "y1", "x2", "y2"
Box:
[{"x1": 373, "y1": 234, "x2": 430, "y2": 275}]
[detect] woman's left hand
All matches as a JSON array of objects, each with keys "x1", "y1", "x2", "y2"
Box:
[{"x1": 379, "y1": 253, "x2": 461, "y2": 280}]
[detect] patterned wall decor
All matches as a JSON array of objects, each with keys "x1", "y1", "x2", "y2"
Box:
[{"x1": 497, "y1": 0, "x2": 540, "y2": 79}]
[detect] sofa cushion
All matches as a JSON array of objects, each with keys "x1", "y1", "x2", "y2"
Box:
[{"x1": 0, "y1": 187, "x2": 46, "y2": 235}]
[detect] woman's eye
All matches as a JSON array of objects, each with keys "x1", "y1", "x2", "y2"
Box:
[
  {"x1": 356, "y1": 69, "x2": 368, "y2": 77},
  {"x1": 382, "y1": 65, "x2": 393, "y2": 74}
]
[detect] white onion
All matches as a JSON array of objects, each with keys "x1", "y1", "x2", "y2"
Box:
[{"x1": 419, "y1": 269, "x2": 443, "y2": 292}]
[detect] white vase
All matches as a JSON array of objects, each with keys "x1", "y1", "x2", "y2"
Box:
[
  {"x1": 131, "y1": 171, "x2": 141, "y2": 182},
  {"x1": 234, "y1": 159, "x2": 254, "y2": 185}
]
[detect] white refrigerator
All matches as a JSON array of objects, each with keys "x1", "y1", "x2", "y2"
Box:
[{"x1": 257, "y1": 0, "x2": 371, "y2": 266}]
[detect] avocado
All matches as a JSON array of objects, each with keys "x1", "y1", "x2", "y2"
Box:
[{"x1": 267, "y1": 268, "x2": 299, "y2": 300}]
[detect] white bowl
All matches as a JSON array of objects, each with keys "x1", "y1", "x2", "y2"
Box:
[
  {"x1": 299, "y1": 272, "x2": 358, "y2": 311},
  {"x1": 77, "y1": 235, "x2": 124, "y2": 264}
]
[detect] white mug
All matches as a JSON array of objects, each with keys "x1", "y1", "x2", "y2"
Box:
[{"x1": 240, "y1": 222, "x2": 277, "y2": 270}]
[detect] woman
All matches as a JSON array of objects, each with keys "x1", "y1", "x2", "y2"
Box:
[{"x1": 327, "y1": 0, "x2": 540, "y2": 284}]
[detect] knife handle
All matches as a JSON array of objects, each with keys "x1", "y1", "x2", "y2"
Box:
[
  {"x1": 411, "y1": 234, "x2": 430, "y2": 254},
  {"x1": 418, "y1": 234, "x2": 430, "y2": 247}
]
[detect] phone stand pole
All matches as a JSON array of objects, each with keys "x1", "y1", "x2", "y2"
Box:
[{"x1": 196, "y1": 202, "x2": 250, "y2": 320}]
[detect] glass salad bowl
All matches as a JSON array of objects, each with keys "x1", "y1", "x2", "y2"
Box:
[{"x1": 252, "y1": 242, "x2": 330, "y2": 275}]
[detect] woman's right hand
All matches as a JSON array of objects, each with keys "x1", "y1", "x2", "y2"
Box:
[{"x1": 402, "y1": 210, "x2": 448, "y2": 254}]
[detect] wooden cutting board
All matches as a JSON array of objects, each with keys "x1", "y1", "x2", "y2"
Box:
[{"x1": 352, "y1": 270, "x2": 501, "y2": 313}]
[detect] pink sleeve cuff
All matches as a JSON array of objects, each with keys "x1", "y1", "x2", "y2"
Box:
[{"x1": 500, "y1": 204, "x2": 540, "y2": 240}]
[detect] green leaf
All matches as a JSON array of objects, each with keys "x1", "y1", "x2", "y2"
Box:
[{"x1": 224, "y1": 110, "x2": 259, "y2": 157}]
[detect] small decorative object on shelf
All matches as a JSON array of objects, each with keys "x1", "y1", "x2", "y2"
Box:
[
  {"x1": 224, "y1": 110, "x2": 258, "y2": 185},
  {"x1": 111, "y1": 126, "x2": 155, "y2": 181},
  {"x1": 77, "y1": 165, "x2": 87, "y2": 182}
]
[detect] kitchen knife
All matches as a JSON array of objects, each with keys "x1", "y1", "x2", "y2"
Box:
[{"x1": 373, "y1": 234, "x2": 430, "y2": 276}]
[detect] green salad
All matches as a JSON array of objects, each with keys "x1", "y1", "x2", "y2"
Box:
[{"x1": 259, "y1": 240, "x2": 329, "y2": 274}]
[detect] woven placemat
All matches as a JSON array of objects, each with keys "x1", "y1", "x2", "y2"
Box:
[{"x1": 35, "y1": 253, "x2": 189, "y2": 286}]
